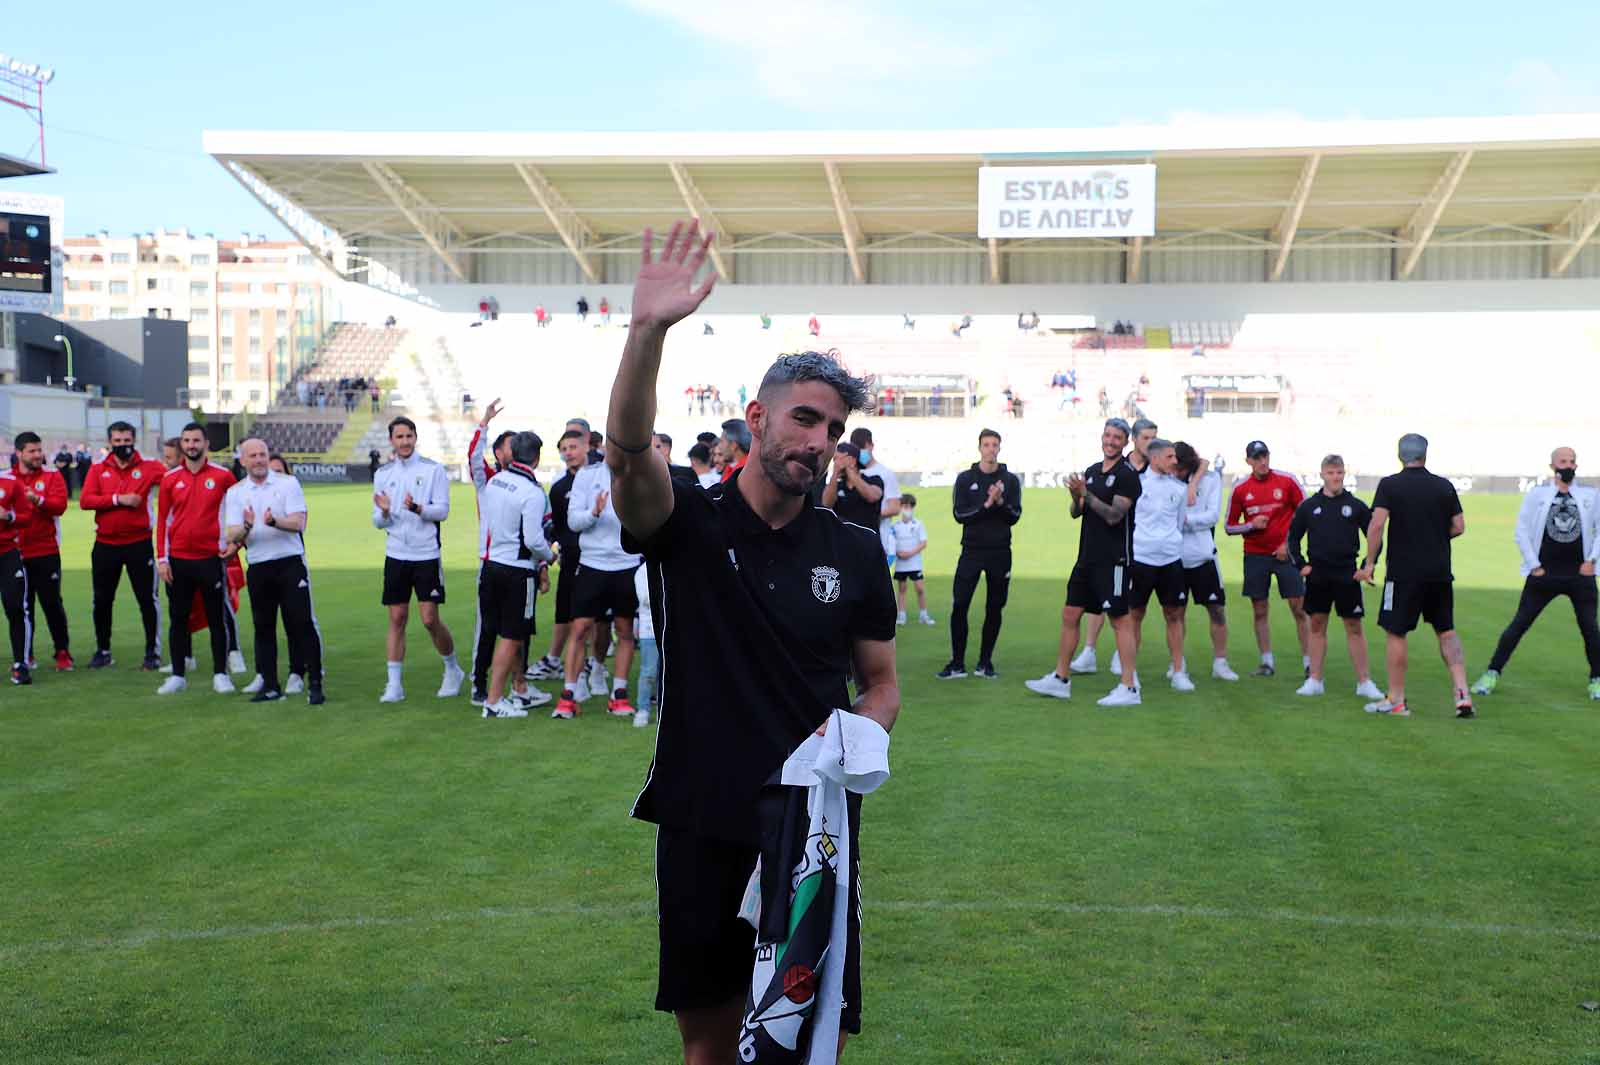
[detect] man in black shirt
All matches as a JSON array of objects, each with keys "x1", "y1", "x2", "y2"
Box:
[
  {"x1": 1358, "y1": 433, "x2": 1473, "y2": 717},
  {"x1": 605, "y1": 220, "x2": 899, "y2": 1063},
  {"x1": 1286, "y1": 454, "x2": 1384, "y2": 700},
  {"x1": 53, "y1": 446, "x2": 74, "y2": 500},
  {"x1": 527, "y1": 428, "x2": 589, "y2": 680},
  {"x1": 1472, "y1": 446, "x2": 1600, "y2": 699},
  {"x1": 1026, "y1": 418, "x2": 1143, "y2": 706},
  {"x1": 1071, "y1": 417, "x2": 1157, "y2": 674},
  {"x1": 651, "y1": 432, "x2": 699, "y2": 490},
  {"x1": 941, "y1": 428, "x2": 1022, "y2": 680},
  {"x1": 821, "y1": 442, "x2": 883, "y2": 529}
]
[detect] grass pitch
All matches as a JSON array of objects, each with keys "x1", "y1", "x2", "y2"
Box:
[{"x1": 3, "y1": 484, "x2": 1597, "y2": 1064}]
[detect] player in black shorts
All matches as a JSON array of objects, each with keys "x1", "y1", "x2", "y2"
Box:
[
  {"x1": 1359, "y1": 433, "x2": 1474, "y2": 717},
  {"x1": 1286, "y1": 454, "x2": 1385, "y2": 701},
  {"x1": 527, "y1": 428, "x2": 589, "y2": 680},
  {"x1": 1026, "y1": 418, "x2": 1143, "y2": 706}
]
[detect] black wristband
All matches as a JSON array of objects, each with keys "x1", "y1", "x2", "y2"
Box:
[{"x1": 606, "y1": 433, "x2": 651, "y2": 455}]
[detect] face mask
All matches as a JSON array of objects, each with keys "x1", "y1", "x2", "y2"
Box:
[
  {"x1": 1556, "y1": 467, "x2": 1576, "y2": 484},
  {"x1": 111, "y1": 444, "x2": 134, "y2": 461},
  {"x1": 857, "y1": 449, "x2": 871, "y2": 466}
]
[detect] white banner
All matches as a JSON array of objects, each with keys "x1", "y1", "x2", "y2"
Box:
[{"x1": 978, "y1": 165, "x2": 1155, "y2": 239}]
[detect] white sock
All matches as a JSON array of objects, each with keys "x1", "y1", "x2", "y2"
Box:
[
  {"x1": 1214, "y1": 656, "x2": 1229, "y2": 668},
  {"x1": 1262, "y1": 652, "x2": 1276, "y2": 668},
  {"x1": 386, "y1": 661, "x2": 403, "y2": 686},
  {"x1": 1302, "y1": 655, "x2": 1311, "y2": 669},
  {"x1": 441, "y1": 652, "x2": 460, "y2": 672}
]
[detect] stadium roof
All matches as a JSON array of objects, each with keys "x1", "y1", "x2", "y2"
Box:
[
  {"x1": 204, "y1": 114, "x2": 1600, "y2": 283},
  {"x1": 0, "y1": 152, "x2": 54, "y2": 179}
]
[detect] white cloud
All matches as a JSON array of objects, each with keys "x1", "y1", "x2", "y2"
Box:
[
  {"x1": 625, "y1": 0, "x2": 991, "y2": 110},
  {"x1": 1505, "y1": 60, "x2": 1600, "y2": 113}
]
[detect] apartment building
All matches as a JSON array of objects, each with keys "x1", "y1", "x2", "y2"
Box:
[{"x1": 61, "y1": 229, "x2": 334, "y2": 412}]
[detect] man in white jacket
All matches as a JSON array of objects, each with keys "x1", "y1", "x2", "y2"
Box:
[
  {"x1": 1174, "y1": 443, "x2": 1239, "y2": 681},
  {"x1": 372, "y1": 416, "x2": 465, "y2": 702},
  {"x1": 1472, "y1": 446, "x2": 1600, "y2": 699},
  {"x1": 478, "y1": 431, "x2": 556, "y2": 718},
  {"x1": 1126, "y1": 440, "x2": 1196, "y2": 690}
]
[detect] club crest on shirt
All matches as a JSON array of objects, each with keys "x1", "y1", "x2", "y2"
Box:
[
  {"x1": 1313, "y1": 506, "x2": 1322, "y2": 515},
  {"x1": 34, "y1": 480, "x2": 44, "y2": 492},
  {"x1": 1341, "y1": 504, "x2": 1353, "y2": 518},
  {"x1": 132, "y1": 469, "x2": 143, "y2": 480},
  {"x1": 1273, "y1": 488, "x2": 1283, "y2": 500},
  {"x1": 205, "y1": 478, "x2": 215, "y2": 490},
  {"x1": 810, "y1": 565, "x2": 841, "y2": 603},
  {"x1": 1104, "y1": 475, "x2": 1114, "y2": 486}
]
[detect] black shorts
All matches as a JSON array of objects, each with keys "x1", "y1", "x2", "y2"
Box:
[
  {"x1": 382, "y1": 557, "x2": 446, "y2": 606},
  {"x1": 895, "y1": 570, "x2": 924, "y2": 583},
  {"x1": 1243, "y1": 553, "x2": 1306, "y2": 600},
  {"x1": 654, "y1": 796, "x2": 862, "y2": 1034},
  {"x1": 1183, "y1": 559, "x2": 1227, "y2": 607},
  {"x1": 1379, "y1": 578, "x2": 1454, "y2": 635},
  {"x1": 1130, "y1": 560, "x2": 1187, "y2": 610},
  {"x1": 1304, "y1": 575, "x2": 1367, "y2": 619},
  {"x1": 571, "y1": 563, "x2": 638, "y2": 621},
  {"x1": 1065, "y1": 560, "x2": 1130, "y2": 617},
  {"x1": 554, "y1": 555, "x2": 578, "y2": 625},
  {"x1": 481, "y1": 561, "x2": 538, "y2": 642}
]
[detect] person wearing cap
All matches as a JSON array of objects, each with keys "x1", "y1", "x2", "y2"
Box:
[
  {"x1": 1226, "y1": 439, "x2": 1308, "y2": 677},
  {"x1": 1357, "y1": 433, "x2": 1474, "y2": 718}
]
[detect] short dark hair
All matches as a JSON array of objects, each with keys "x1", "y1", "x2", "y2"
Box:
[
  {"x1": 14, "y1": 431, "x2": 40, "y2": 449},
  {"x1": 559, "y1": 428, "x2": 586, "y2": 444},
  {"x1": 696, "y1": 431, "x2": 717, "y2": 447},
  {"x1": 269, "y1": 453, "x2": 292, "y2": 473},
  {"x1": 688, "y1": 442, "x2": 711, "y2": 464},
  {"x1": 653, "y1": 431, "x2": 672, "y2": 449},
  {"x1": 181, "y1": 421, "x2": 206, "y2": 436},
  {"x1": 510, "y1": 430, "x2": 543, "y2": 466},
  {"x1": 107, "y1": 420, "x2": 136, "y2": 439},
  {"x1": 900, "y1": 492, "x2": 917, "y2": 508},
  {"x1": 978, "y1": 428, "x2": 1001, "y2": 445},
  {"x1": 163, "y1": 437, "x2": 180, "y2": 450},
  {"x1": 849, "y1": 427, "x2": 874, "y2": 449},
  {"x1": 491, "y1": 430, "x2": 516, "y2": 453},
  {"x1": 589, "y1": 430, "x2": 603, "y2": 450},
  {"x1": 720, "y1": 419, "x2": 751, "y2": 454},
  {"x1": 1173, "y1": 441, "x2": 1200, "y2": 476},
  {"x1": 759, "y1": 350, "x2": 872, "y2": 415},
  {"x1": 388, "y1": 416, "x2": 417, "y2": 438}
]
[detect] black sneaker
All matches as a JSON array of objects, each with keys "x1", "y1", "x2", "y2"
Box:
[
  {"x1": 307, "y1": 687, "x2": 326, "y2": 706},
  {"x1": 973, "y1": 662, "x2": 998, "y2": 679},
  {"x1": 88, "y1": 650, "x2": 115, "y2": 669},
  {"x1": 10, "y1": 664, "x2": 31, "y2": 686},
  {"x1": 936, "y1": 662, "x2": 968, "y2": 680},
  {"x1": 250, "y1": 688, "x2": 283, "y2": 703},
  {"x1": 1251, "y1": 662, "x2": 1276, "y2": 678},
  {"x1": 470, "y1": 687, "x2": 488, "y2": 708},
  {"x1": 141, "y1": 654, "x2": 162, "y2": 671}
]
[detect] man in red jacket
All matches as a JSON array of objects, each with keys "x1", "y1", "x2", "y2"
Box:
[
  {"x1": 79, "y1": 420, "x2": 167, "y2": 670},
  {"x1": 1, "y1": 463, "x2": 33, "y2": 684},
  {"x1": 1226, "y1": 439, "x2": 1310, "y2": 677},
  {"x1": 155, "y1": 422, "x2": 238, "y2": 695},
  {"x1": 12, "y1": 432, "x2": 72, "y2": 672}
]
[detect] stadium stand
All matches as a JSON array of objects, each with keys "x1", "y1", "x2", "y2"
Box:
[
  {"x1": 277, "y1": 323, "x2": 408, "y2": 407},
  {"x1": 246, "y1": 417, "x2": 345, "y2": 456}
]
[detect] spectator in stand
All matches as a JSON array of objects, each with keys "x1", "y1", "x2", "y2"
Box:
[
  {"x1": 1001, "y1": 387, "x2": 1015, "y2": 418},
  {"x1": 488, "y1": 296, "x2": 500, "y2": 321},
  {"x1": 687, "y1": 443, "x2": 718, "y2": 489},
  {"x1": 902, "y1": 312, "x2": 916, "y2": 330},
  {"x1": 1017, "y1": 312, "x2": 1028, "y2": 332},
  {"x1": 384, "y1": 314, "x2": 397, "y2": 328},
  {"x1": 535, "y1": 304, "x2": 548, "y2": 328},
  {"x1": 684, "y1": 385, "x2": 695, "y2": 416},
  {"x1": 930, "y1": 383, "x2": 943, "y2": 417},
  {"x1": 952, "y1": 314, "x2": 973, "y2": 338},
  {"x1": 881, "y1": 387, "x2": 895, "y2": 417},
  {"x1": 807, "y1": 312, "x2": 820, "y2": 337},
  {"x1": 478, "y1": 299, "x2": 491, "y2": 322},
  {"x1": 599, "y1": 297, "x2": 610, "y2": 324},
  {"x1": 1191, "y1": 343, "x2": 1206, "y2": 359},
  {"x1": 702, "y1": 321, "x2": 715, "y2": 336},
  {"x1": 738, "y1": 384, "x2": 748, "y2": 408},
  {"x1": 370, "y1": 381, "x2": 381, "y2": 413},
  {"x1": 577, "y1": 295, "x2": 590, "y2": 323},
  {"x1": 760, "y1": 311, "x2": 772, "y2": 330}
]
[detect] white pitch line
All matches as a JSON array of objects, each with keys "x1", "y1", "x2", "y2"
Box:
[{"x1": 4, "y1": 899, "x2": 1595, "y2": 961}]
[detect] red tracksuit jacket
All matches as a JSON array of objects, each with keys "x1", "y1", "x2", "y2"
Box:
[
  {"x1": 156, "y1": 462, "x2": 236, "y2": 563},
  {"x1": 15, "y1": 468, "x2": 68, "y2": 560},
  {"x1": 81, "y1": 453, "x2": 166, "y2": 546}
]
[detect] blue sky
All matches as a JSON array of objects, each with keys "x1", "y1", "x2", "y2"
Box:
[{"x1": 7, "y1": 0, "x2": 1600, "y2": 237}]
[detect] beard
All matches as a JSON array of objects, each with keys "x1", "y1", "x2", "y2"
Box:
[
  {"x1": 183, "y1": 446, "x2": 206, "y2": 462},
  {"x1": 759, "y1": 437, "x2": 822, "y2": 497}
]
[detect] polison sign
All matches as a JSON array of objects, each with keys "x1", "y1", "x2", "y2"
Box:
[{"x1": 978, "y1": 165, "x2": 1156, "y2": 239}]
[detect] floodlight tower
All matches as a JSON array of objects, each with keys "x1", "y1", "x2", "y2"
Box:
[{"x1": 0, "y1": 50, "x2": 56, "y2": 169}]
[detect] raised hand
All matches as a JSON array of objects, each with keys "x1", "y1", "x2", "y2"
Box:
[
  {"x1": 986, "y1": 481, "x2": 1004, "y2": 506},
  {"x1": 593, "y1": 490, "x2": 610, "y2": 517},
  {"x1": 631, "y1": 220, "x2": 717, "y2": 329},
  {"x1": 480, "y1": 397, "x2": 504, "y2": 428},
  {"x1": 374, "y1": 491, "x2": 391, "y2": 515},
  {"x1": 1066, "y1": 473, "x2": 1086, "y2": 499}
]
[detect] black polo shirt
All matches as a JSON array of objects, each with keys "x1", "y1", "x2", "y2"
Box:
[
  {"x1": 831, "y1": 472, "x2": 884, "y2": 530},
  {"x1": 1372, "y1": 466, "x2": 1462, "y2": 582},
  {"x1": 1287, "y1": 490, "x2": 1373, "y2": 578},
  {"x1": 623, "y1": 472, "x2": 897, "y2": 846},
  {"x1": 1077, "y1": 457, "x2": 1141, "y2": 566}
]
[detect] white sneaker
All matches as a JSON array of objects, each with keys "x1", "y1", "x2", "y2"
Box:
[
  {"x1": 379, "y1": 682, "x2": 406, "y2": 703},
  {"x1": 572, "y1": 674, "x2": 592, "y2": 702},
  {"x1": 1024, "y1": 671, "x2": 1072, "y2": 699},
  {"x1": 586, "y1": 657, "x2": 609, "y2": 693},
  {"x1": 1212, "y1": 660, "x2": 1240, "y2": 682},
  {"x1": 525, "y1": 655, "x2": 563, "y2": 680},
  {"x1": 1110, "y1": 650, "x2": 1122, "y2": 675},
  {"x1": 1170, "y1": 671, "x2": 1196, "y2": 693},
  {"x1": 160, "y1": 656, "x2": 197, "y2": 675},
  {"x1": 1296, "y1": 677, "x2": 1325, "y2": 697},
  {"x1": 1097, "y1": 684, "x2": 1142, "y2": 707},
  {"x1": 896, "y1": 611, "x2": 907, "y2": 626},
  {"x1": 920, "y1": 612, "x2": 936, "y2": 625},
  {"x1": 156, "y1": 675, "x2": 188, "y2": 695},
  {"x1": 510, "y1": 687, "x2": 553, "y2": 708},
  {"x1": 212, "y1": 673, "x2": 236, "y2": 694},
  {"x1": 482, "y1": 699, "x2": 528, "y2": 718},
  {"x1": 242, "y1": 674, "x2": 265, "y2": 694},
  {"x1": 1069, "y1": 648, "x2": 1098, "y2": 674},
  {"x1": 1354, "y1": 679, "x2": 1385, "y2": 700},
  {"x1": 437, "y1": 664, "x2": 466, "y2": 698},
  {"x1": 228, "y1": 650, "x2": 248, "y2": 675},
  {"x1": 285, "y1": 673, "x2": 305, "y2": 695},
  {"x1": 633, "y1": 708, "x2": 652, "y2": 728}
]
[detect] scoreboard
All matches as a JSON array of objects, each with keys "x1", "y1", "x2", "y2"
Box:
[{"x1": 0, "y1": 191, "x2": 63, "y2": 313}]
